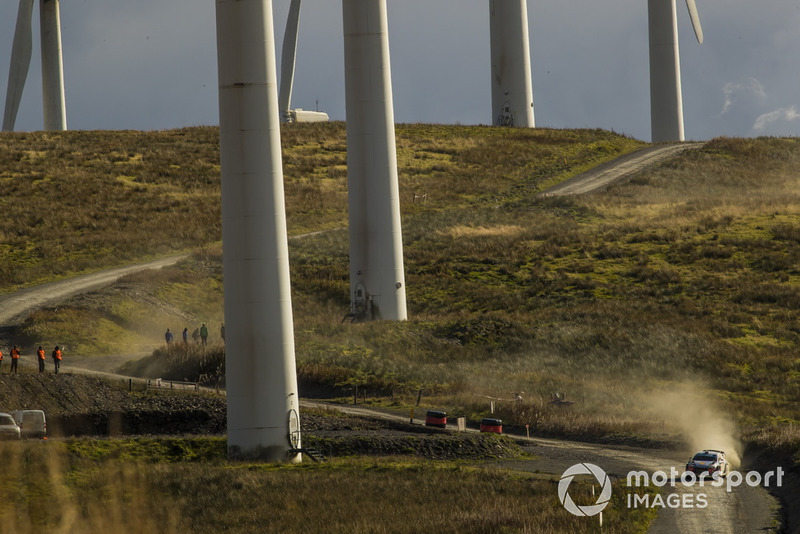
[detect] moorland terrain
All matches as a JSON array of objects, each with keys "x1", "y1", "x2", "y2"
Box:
[{"x1": 0, "y1": 124, "x2": 798, "y2": 532}]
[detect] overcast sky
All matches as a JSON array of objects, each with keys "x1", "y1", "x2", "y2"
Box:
[{"x1": 2, "y1": 0, "x2": 799, "y2": 141}]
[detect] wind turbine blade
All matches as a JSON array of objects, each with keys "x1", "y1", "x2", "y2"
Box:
[
  {"x1": 3, "y1": 0, "x2": 35, "y2": 131},
  {"x1": 278, "y1": 0, "x2": 302, "y2": 120},
  {"x1": 684, "y1": 0, "x2": 704, "y2": 44}
]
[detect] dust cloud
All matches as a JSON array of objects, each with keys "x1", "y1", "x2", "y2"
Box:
[{"x1": 640, "y1": 384, "x2": 742, "y2": 468}]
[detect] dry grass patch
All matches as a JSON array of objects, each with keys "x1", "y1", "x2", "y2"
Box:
[
  {"x1": 0, "y1": 440, "x2": 655, "y2": 534},
  {"x1": 447, "y1": 224, "x2": 525, "y2": 239}
]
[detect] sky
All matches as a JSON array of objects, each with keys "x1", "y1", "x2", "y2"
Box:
[{"x1": 1, "y1": 0, "x2": 799, "y2": 142}]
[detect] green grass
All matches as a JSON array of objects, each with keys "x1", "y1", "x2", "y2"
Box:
[
  {"x1": 7, "y1": 125, "x2": 800, "y2": 532},
  {"x1": 4, "y1": 127, "x2": 800, "y2": 464},
  {"x1": 0, "y1": 124, "x2": 641, "y2": 290},
  {"x1": 0, "y1": 128, "x2": 222, "y2": 289}
]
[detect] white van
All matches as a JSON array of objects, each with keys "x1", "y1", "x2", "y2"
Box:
[{"x1": 11, "y1": 410, "x2": 47, "y2": 439}]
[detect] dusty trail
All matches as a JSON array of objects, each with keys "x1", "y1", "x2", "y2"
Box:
[
  {"x1": 0, "y1": 255, "x2": 187, "y2": 325},
  {"x1": 539, "y1": 142, "x2": 705, "y2": 196},
  {"x1": 303, "y1": 401, "x2": 779, "y2": 533}
]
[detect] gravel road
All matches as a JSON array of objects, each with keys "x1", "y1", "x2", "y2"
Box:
[
  {"x1": 303, "y1": 401, "x2": 781, "y2": 533},
  {"x1": 0, "y1": 255, "x2": 187, "y2": 325},
  {"x1": 539, "y1": 142, "x2": 705, "y2": 197}
]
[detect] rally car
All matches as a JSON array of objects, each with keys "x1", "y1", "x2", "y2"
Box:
[{"x1": 685, "y1": 449, "x2": 729, "y2": 478}]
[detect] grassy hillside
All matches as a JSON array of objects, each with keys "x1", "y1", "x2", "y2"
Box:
[
  {"x1": 0, "y1": 123, "x2": 638, "y2": 290},
  {"x1": 0, "y1": 128, "x2": 220, "y2": 288},
  {"x1": 4, "y1": 125, "x2": 800, "y2": 455},
  {"x1": 4, "y1": 124, "x2": 800, "y2": 533}
]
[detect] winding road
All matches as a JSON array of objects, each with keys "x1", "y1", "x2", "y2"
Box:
[
  {"x1": 0, "y1": 142, "x2": 784, "y2": 532},
  {"x1": 0, "y1": 256, "x2": 187, "y2": 325},
  {"x1": 303, "y1": 401, "x2": 779, "y2": 533}
]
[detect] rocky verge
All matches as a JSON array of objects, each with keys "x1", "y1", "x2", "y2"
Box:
[
  {"x1": 0, "y1": 373, "x2": 225, "y2": 437},
  {"x1": 0, "y1": 373, "x2": 523, "y2": 460}
]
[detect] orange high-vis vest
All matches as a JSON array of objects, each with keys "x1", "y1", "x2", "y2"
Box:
[
  {"x1": 0, "y1": 351, "x2": 3, "y2": 360},
  {"x1": 38, "y1": 349, "x2": 45, "y2": 360},
  {"x1": 55, "y1": 350, "x2": 62, "y2": 361},
  {"x1": 11, "y1": 348, "x2": 20, "y2": 359}
]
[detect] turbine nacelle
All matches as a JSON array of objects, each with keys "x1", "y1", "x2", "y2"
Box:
[{"x1": 284, "y1": 108, "x2": 329, "y2": 123}]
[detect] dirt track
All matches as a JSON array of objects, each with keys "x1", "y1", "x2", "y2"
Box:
[
  {"x1": 539, "y1": 142, "x2": 705, "y2": 196},
  {"x1": 0, "y1": 256, "x2": 187, "y2": 326},
  {"x1": 303, "y1": 401, "x2": 780, "y2": 533}
]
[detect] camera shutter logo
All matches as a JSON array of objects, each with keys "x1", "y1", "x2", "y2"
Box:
[{"x1": 558, "y1": 463, "x2": 612, "y2": 517}]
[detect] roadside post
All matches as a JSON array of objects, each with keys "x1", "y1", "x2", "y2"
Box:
[{"x1": 457, "y1": 417, "x2": 466, "y2": 433}]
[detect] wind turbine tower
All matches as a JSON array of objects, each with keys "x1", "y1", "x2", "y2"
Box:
[
  {"x1": 3, "y1": 0, "x2": 67, "y2": 131},
  {"x1": 489, "y1": 0, "x2": 535, "y2": 128},
  {"x1": 648, "y1": 0, "x2": 703, "y2": 142},
  {"x1": 343, "y1": 0, "x2": 408, "y2": 321},
  {"x1": 215, "y1": 0, "x2": 302, "y2": 462}
]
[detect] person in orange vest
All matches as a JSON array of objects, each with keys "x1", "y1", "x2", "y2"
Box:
[
  {"x1": 10, "y1": 346, "x2": 20, "y2": 374},
  {"x1": 37, "y1": 346, "x2": 46, "y2": 373},
  {"x1": 52, "y1": 346, "x2": 62, "y2": 374},
  {"x1": 0, "y1": 348, "x2": 3, "y2": 370}
]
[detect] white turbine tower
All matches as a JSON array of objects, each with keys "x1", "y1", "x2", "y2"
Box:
[
  {"x1": 3, "y1": 0, "x2": 67, "y2": 131},
  {"x1": 489, "y1": 0, "x2": 535, "y2": 128},
  {"x1": 648, "y1": 0, "x2": 703, "y2": 142},
  {"x1": 215, "y1": 0, "x2": 302, "y2": 462},
  {"x1": 278, "y1": 0, "x2": 329, "y2": 123},
  {"x1": 343, "y1": 0, "x2": 407, "y2": 321}
]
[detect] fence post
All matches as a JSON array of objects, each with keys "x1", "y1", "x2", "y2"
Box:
[{"x1": 457, "y1": 417, "x2": 466, "y2": 433}]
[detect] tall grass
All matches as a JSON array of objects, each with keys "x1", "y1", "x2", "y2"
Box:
[{"x1": 0, "y1": 439, "x2": 655, "y2": 534}]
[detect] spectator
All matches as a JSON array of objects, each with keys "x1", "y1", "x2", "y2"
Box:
[
  {"x1": 52, "y1": 346, "x2": 62, "y2": 374},
  {"x1": 182, "y1": 327, "x2": 189, "y2": 344},
  {"x1": 165, "y1": 329, "x2": 174, "y2": 346},
  {"x1": 200, "y1": 323, "x2": 208, "y2": 346},
  {"x1": 37, "y1": 346, "x2": 46, "y2": 373},
  {"x1": 10, "y1": 346, "x2": 20, "y2": 374},
  {"x1": 192, "y1": 328, "x2": 200, "y2": 343}
]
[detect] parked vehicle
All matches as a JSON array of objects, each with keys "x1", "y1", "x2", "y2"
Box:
[
  {"x1": 11, "y1": 410, "x2": 47, "y2": 439},
  {"x1": 425, "y1": 410, "x2": 447, "y2": 428},
  {"x1": 0, "y1": 413, "x2": 21, "y2": 440},
  {"x1": 480, "y1": 418, "x2": 503, "y2": 434}
]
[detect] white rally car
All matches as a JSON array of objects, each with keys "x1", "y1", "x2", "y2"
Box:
[{"x1": 685, "y1": 449, "x2": 729, "y2": 478}]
